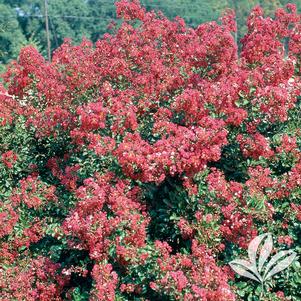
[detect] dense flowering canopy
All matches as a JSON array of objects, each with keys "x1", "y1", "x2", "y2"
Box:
[{"x1": 0, "y1": 1, "x2": 301, "y2": 300}]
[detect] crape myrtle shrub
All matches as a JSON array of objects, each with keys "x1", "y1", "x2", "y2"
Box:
[{"x1": 0, "y1": 0, "x2": 301, "y2": 300}]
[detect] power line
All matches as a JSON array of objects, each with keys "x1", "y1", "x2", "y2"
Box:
[
  {"x1": 0, "y1": 0, "x2": 232, "y2": 21},
  {"x1": 0, "y1": 14, "x2": 115, "y2": 20},
  {"x1": 0, "y1": 1, "x2": 227, "y2": 20}
]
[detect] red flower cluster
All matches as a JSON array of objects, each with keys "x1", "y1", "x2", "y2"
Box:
[
  {"x1": 10, "y1": 175, "x2": 57, "y2": 209},
  {"x1": 1, "y1": 150, "x2": 18, "y2": 169},
  {"x1": 150, "y1": 240, "x2": 235, "y2": 300},
  {"x1": 63, "y1": 173, "x2": 149, "y2": 262},
  {"x1": 0, "y1": 256, "x2": 68, "y2": 301}
]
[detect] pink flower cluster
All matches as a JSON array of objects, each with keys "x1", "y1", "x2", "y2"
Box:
[{"x1": 1, "y1": 1, "x2": 301, "y2": 300}]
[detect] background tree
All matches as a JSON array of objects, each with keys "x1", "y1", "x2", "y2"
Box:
[
  {"x1": 0, "y1": 2, "x2": 26, "y2": 69},
  {"x1": 141, "y1": 0, "x2": 229, "y2": 27}
]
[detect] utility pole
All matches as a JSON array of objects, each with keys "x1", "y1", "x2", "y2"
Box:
[{"x1": 44, "y1": 0, "x2": 51, "y2": 62}]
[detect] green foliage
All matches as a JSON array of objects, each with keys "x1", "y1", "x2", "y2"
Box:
[{"x1": 0, "y1": 3, "x2": 26, "y2": 65}]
